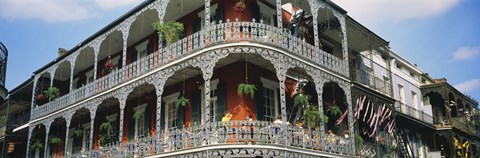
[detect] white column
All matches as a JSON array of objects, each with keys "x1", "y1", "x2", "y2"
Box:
[
  {"x1": 31, "y1": 75, "x2": 39, "y2": 109},
  {"x1": 276, "y1": 0, "x2": 282, "y2": 29},
  {"x1": 205, "y1": 0, "x2": 210, "y2": 27},
  {"x1": 114, "y1": 87, "x2": 133, "y2": 142},
  {"x1": 43, "y1": 120, "x2": 54, "y2": 158},
  {"x1": 26, "y1": 126, "x2": 34, "y2": 158},
  {"x1": 63, "y1": 112, "x2": 74, "y2": 157}
]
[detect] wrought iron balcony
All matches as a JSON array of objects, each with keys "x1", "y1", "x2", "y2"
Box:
[
  {"x1": 394, "y1": 101, "x2": 433, "y2": 124},
  {"x1": 31, "y1": 19, "x2": 347, "y2": 120},
  {"x1": 350, "y1": 66, "x2": 391, "y2": 96},
  {"x1": 67, "y1": 121, "x2": 355, "y2": 157}
]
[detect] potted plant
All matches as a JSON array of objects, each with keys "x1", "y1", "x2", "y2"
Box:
[
  {"x1": 31, "y1": 139, "x2": 43, "y2": 150},
  {"x1": 133, "y1": 111, "x2": 144, "y2": 120},
  {"x1": 49, "y1": 136, "x2": 62, "y2": 145},
  {"x1": 152, "y1": 21, "x2": 184, "y2": 45},
  {"x1": 294, "y1": 93, "x2": 309, "y2": 107},
  {"x1": 233, "y1": 0, "x2": 246, "y2": 13},
  {"x1": 99, "y1": 121, "x2": 113, "y2": 146},
  {"x1": 73, "y1": 127, "x2": 84, "y2": 138},
  {"x1": 44, "y1": 86, "x2": 60, "y2": 101},
  {"x1": 237, "y1": 83, "x2": 257, "y2": 98},
  {"x1": 176, "y1": 96, "x2": 189, "y2": 108},
  {"x1": 326, "y1": 104, "x2": 342, "y2": 117},
  {"x1": 302, "y1": 105, "x2": 328, "y2": 130},
  {"x1": 102, "y1": 56, "x2": 115, "y2": 76}
]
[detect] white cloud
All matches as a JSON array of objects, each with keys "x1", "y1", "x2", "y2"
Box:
[
  {"x1": 0, "y1": 0, "x2": 96, "y2": 22},
  {"x1": 455, "y1": 79, "x2": 480, "y2": 93},
  {"x1": 94, "y1": 0, "x2": 138, "y2": 10},
  {"x1": 332, "y1": 0, "x2": 459, "y2": 26},
  {"x1": 452, "y1": 46, "x2": 480, "y2": 61}
]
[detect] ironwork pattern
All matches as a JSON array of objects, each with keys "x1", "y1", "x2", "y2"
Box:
[{"x1": 114, "y1": 86, "x2": 134, "y2": 141}]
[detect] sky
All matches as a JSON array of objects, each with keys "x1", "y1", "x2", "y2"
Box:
[{"x1": 0, "y1": 0, "x2": 479, "y2": 102}]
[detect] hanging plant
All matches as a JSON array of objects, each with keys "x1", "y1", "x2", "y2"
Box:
[
  {"x1": 233, "y1": 0, "x2": 246, "y2": 13},
  {"x1": 36, "y1": 93, "x2": 46, "y2": 101},
  {"x1": 100, "y1": 121, "x2": 112, "y2": 132},
  {"x1": 44, "y1": 86, "x2": 60, "y2": 101},
  {"x1": 133, "y1": 111, "x2": 144, "y2": 120},
  {"x1": 237, "y1": 83, "x2": 257, "y2": 98},
  {"x1": 294, "y1": 93, "x2": 309, "y2": 107},
  {"x1": 102, "y1": 56, "x2": 115, "y2": 76},
  {"x1": 176, "y1": 96, "x2": 190, "y2": 108},
  {"x1": 326, "y1": 105, "x2": 342, "y2": 117},
  {"x1": 31, "y1": 139, "x2": 43, "y2": 150},
  {"x1": 73, "y1": 127, "x2": 84, "y2": 138},
  {"x1": 49, "y1": 136, "x2": 63, "y2": 145},
  {"x1": 152, "y1": 21, "x2": 184, "y2": 45}
]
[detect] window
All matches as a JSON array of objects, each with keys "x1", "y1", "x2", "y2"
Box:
[
  {"x1": 200, "y1": 79, "x2": 219, "y2": 123},
  {"x1": 398, "y1": 84, "x2": 404, "y2": 103},
  {"x1": 261, "y1": 77, "x2": 279, "y2": 122},
  {"x1": 106, "y1": 113, "x2": 118, "y2": 142},
  {"x1": 423, "y1": 96, "x2": 430, "y2": 106},
  {"x1": 134, "y1": 104, "x2": 147, "y2": 138},
  {"x1": 412, "y1": 91, "x2": 417, "y2": 108},
  {"x1": 164, "y1": 93, "x2": 179, "y2": 130},
  {"x1": 258, "y1": 1, "x2": 276, "y2": 25},
  {"x1": 135, "y1": 40, "x2": 150, "y2": 70}
]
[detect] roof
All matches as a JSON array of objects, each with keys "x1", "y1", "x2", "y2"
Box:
[{"x1": 32, "y1": 0, "x2": 156, "y2": 75}]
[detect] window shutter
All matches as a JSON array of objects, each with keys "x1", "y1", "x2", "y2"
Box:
[
  {"x1": 215, "y1": 5, "x2": 224, "y2": 24},
  {"x1": 192, "y1": 17, "x2": 201, "y2": 33},
  {"x1": 160, "y1": 102, "x2": 165, "y2": 132},
  {"x1": 147, "y1": 42, "x2": 152, "y2": 55},
  {"x1": 144, "y1": 105, "x2": 151, "y2": 135},
  {"x1": 128, "y1": 111, "x2": 134, "y2": 140},
  {"x1": 177, "y1": 104, "x2": 184, "y2": 129},
  {"x1": 216, "y1": 82, "x2": 227, "y2": 122},
  {"x1": 252, "y1": 2, "x2": 260, "y2": 22},
  {"x1": 192, "y1": 89, "x2": 201, "y2": 126},
  {"x1": 254, "y1": 80, "x2": 265, "y2": 120}
]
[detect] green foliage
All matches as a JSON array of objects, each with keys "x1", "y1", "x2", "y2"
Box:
[
  {"x1": 100, "y1": 121, "x2": 112, "y2": 132},
  {"x1": 31, "y1": 139, "x2": 43, "y2": 150},
  {"x1": 98, "y1": 134, "x2": 113, "y2": 146},
  {"x1": 152, "y1": 21, "x2": 184, "y2": 45},
  {"x1": 44, "y1": 86, "x2": 60, "y2": 101},
  {"x1": 302, "y1": 105, "x2": 328, "y2": 129},
  {"x1": 355, "y1": 135, "x2": 365, "y2": 148},
  {"x1": 237, "y1": 83, "x2": 257, "y2": 98},
  {"x1": 49, "y1": 136, "x2": 62, "y2": 145},
  {"x1": 294, "y1": 94, "x2": 309, "y2": 107},
  {"x1": 326, "y1": 105, "x2": 342, "y2": 117},
  {"x1": 73, "y1": 127, "x2": 84, "y2": 138},
  {"x1": 0, "y1": 116, "x2": 6, "y2": 128},
  {"x1": 176, "y1": 96, "x2": 190, "y2": 108},
  {"x1": 133, "y1": 111, "x2": 144, "y2": 120}
]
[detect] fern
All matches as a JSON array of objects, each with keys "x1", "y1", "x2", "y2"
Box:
[
  {"x1": 98, "y1": 134, "x2": 113, "y2": 146},
  {"x1": 133, "y1": 111, "x2": 144, "y2": 120},
  {"x1": 237, "y1": 83, "x2": 257, "y2": 98},
  {"x1": 302, "y1": 105, "x2": 328, "y2": 129},
  {"x1": 326, "y1": 105, "x2": 342, "y2": 117},
  {"x1": 73, "y1": 127, "x2": 84, "y2": 138},
  {"x1": 152, "y1": 21, "x2": 184, "y2": 45},
  {"x1": 294, "y1": 94, "x2": 309, "y2": 107},
  {"x1": 49, "y1": 136, "x2": 62, "y2": 145},
  {"x1": 31, "y1": 140, "x2": 43, "y2": 150},
  {"x1": 44, "y1": 86, "x2": 60, "y2": 101},
  {"x1": 176, "y1": 96, "x2": 190, "y2": 108},
  {"x1": 355, "y1": 135, "x2": 365, "y2": 148},
  {"x1": 100, "y1": 121, "x2": 112, "y2": 132}
]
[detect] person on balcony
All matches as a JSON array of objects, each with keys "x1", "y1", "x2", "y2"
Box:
[{"x1": 327, "y1": 130, "x2": 337, "y2": 143}]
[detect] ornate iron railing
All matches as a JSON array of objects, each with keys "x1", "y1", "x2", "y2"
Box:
[
  {"x1": 31, "y1": 19, "x2": 346, "y2": 119},
  {"x1": 394, "y1": 101, "x2": 433, "y2": 124},
  {"x1": 67, "y1": 121, "x2": 354, "y2": 157}
]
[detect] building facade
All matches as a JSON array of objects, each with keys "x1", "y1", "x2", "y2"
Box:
[{"x1": 1, "y1": 0, "x2": 479, "y2": 158}]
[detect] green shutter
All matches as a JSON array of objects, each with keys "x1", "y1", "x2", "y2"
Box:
[
  {"x1": 215, "y1": 5, "x2": 224, "y2": 23},
  {"x1": 145, "y1": 105, "x2": 151, "y2": 135},
  {"x1": 177, "y1": 103, "x2": 184, "y2": 129},
  {"x1": 192, "y1": 89, "x2": 201, "y2": 126},
  {"x1": 160, "y1": 102, "x2": 165, "y2": 132},
  {"x1": 254, "y1": 80, "x2": 265, "y2": 120},
  {"x1": 252, "y1": 2, "x2": 260, "y2": 22},
  {"x1": 192, "y1": 17, "x2": 201, "y2": 33},
  {"x1": 216, "y1": 83, "x2": 227, "y2": 122},
  {"x1": 128, "y1": 111, "x2": 134, "y2": 140}
]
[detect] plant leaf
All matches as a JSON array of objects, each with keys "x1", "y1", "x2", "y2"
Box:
[
  {"x1": 294, "y1": 94, "x2": 308, "y2": 107},
  {"x1": 133, "y1": 111, "x2": 144, "y2": 120}
]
